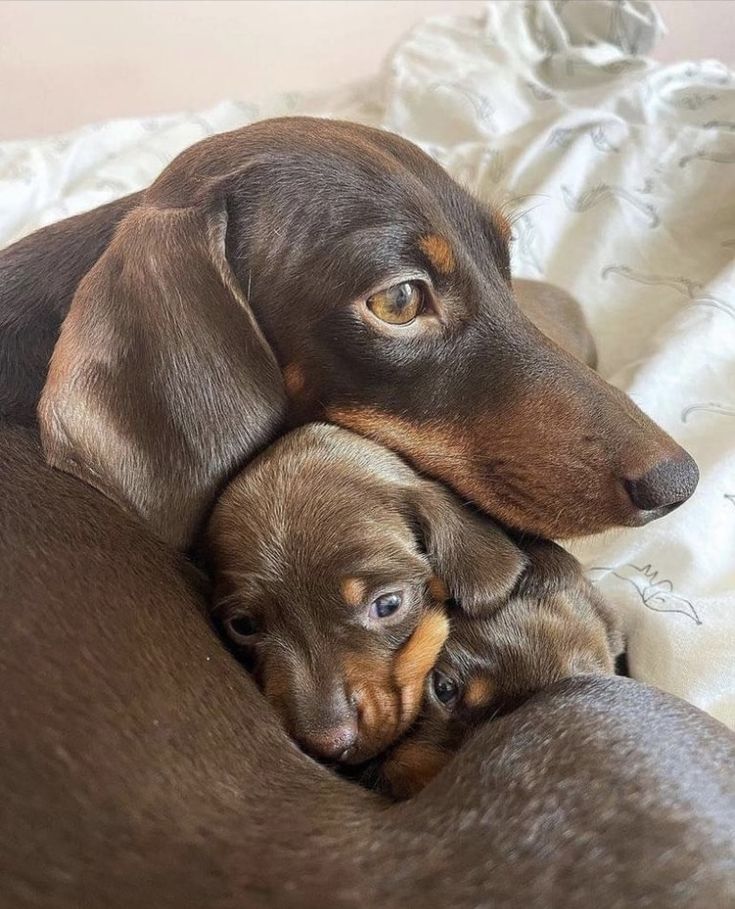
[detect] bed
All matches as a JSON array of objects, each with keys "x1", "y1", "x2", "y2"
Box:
[{"x1": 2, "y1": 0, "x2": 732, "y2": 727}]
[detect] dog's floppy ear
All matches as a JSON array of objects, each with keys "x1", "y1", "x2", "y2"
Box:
[
  {"x1": 515, "y1": 539, "x2": 584, "y2": 599},
  {"x1": 38, "y1": 197, "x2": 286, "y2": 551},
  {"x1": 406, "y1": 480, "x2": 526, "y2": 614},
  {"x1": 518, "y1": 539, "x2": 625, "y2": 657}
]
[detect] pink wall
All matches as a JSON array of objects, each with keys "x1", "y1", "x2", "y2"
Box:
[{"x1": 0, "y1": 0, "x2": 732, "y2": 141}]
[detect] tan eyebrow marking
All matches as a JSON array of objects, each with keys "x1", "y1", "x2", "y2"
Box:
[
  {"x1": 490, "y1": 209, "x2": 512, "y2": 245},
  {"x1": 418, "y1": 234, "x2": 456, "y2": 275},
  {"x1": 429, "y1": 576, "x2": 449, "y2": 604},
  {"x1": 283, "y1": 363, "x2": 306, "y2": 399},
  {"x1": 340, "y1": 577, "x2": 367, "y2": 606},
  {"x1": 464, "y1": 675, "x2": 496, "y2": 709}
]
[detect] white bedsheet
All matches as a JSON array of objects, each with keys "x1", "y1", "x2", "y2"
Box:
[{"x1": 2, "y1": 0, "x2": 733, "y2": 727}]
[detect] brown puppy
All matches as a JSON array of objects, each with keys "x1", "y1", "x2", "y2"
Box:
[
  {"x1": 377, "y1": 541, "x2": 624, "y2": 798},
  {"x1": 206, "y1": 422, "x2": 525, "y2": 763},
  {"x1": 0, "y1": 118, "x2": 697, "y2": 552}
]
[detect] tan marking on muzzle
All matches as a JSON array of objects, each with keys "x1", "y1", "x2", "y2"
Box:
[
  {"x1": 340, "y1": 609, "x2": 448, "y2": 761},
  {"x1": 325, "y1": 407, "x2": 473, "y2": 477},
  {"x1": 341, "y1": 651, "x2": 398, "y2": 760},
  {"x1": 324, "y1": 397, "x2": 647, "y2": 539},
  {"x1": 418, "y1": 234, "x2": 455, "y2": 275},
  {"x1": 394, "y1": 608, "x2": 450, "y2": 688},
  {"x1": 394, "y1": 608, "x2": 450, "y2": 727}
]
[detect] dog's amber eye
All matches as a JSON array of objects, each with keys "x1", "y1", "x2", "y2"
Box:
[
  {"x1": 367, "y1": 282, "x2": 424, "y2": 325},
  {"x1": 431, "y1": 671, "x2": 460, "y2": 708},
  {"x1": 370, "y1": 591, "x2": 403, "y2": 619}
]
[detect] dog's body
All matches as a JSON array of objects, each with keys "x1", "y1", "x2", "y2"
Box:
[
  {"x1": 3, "y1": 428, "x2": 734, "y2": 908},
  {"x1": 1, "y1": 118, "x2": 731, "y2": 906}
]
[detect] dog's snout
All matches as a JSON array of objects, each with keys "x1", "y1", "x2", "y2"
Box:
[
  {"x1": 287, "y1": 670, "x2": 360, "y2": 762},
  {"x1": 300, "y1": 721, "x2": 358, "y2": 762},
  {"x1": 624, "y1": 452, "x2": 699, "y2": 517}
]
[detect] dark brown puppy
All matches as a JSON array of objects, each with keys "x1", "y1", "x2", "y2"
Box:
[
  {"x1": 2, "y1": 427, "x2": 734, "y2": 908},
  {"x1": 0, "y1": 119, "x2": 697, "y2": 551},
  {"x1": 377, "y1": 542, "x2": 624, "y2": 798},
  {"x1": 206, "y1": 422, "x2": 525, "y2": 763}
]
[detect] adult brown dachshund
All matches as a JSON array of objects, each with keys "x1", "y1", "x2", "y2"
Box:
[
  {"x1": 1, "y1": 118, "x2": 731, "y2": 907},
  {"x1": 1, "y1": 118, "x2": 697, "y2": 552}
]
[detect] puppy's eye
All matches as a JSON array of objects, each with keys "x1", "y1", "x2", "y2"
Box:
[
  {"x1": 431, "y1": 671, "x2": 460, "y2": 708},
  {"x1": 224, "y1": 612, "x2": 259, "y2": 644},
  {"x1": 367, "y1": 281, "x2": 424, "y2": 325},
  {"x1": 370, "y1": 591, "x2": 403, "y2": 619}
]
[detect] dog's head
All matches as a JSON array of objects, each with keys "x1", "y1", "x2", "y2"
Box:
[
  {"x1": 206, "y1": 423, "x2": 525, "y2": 764},
  {"x1": 38, "y1": 118, "x2": 697, "y2": 548},
  {"x1": 376, "y1": 541, "x2": 623, "y2": 799}
]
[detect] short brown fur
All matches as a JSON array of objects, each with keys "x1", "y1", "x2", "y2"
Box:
[{"x1": 0, "y1": 118, "x2": 723, "y2": 906}]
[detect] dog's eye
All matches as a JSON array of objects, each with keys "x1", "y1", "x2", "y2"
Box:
[
  {"x1": 431, "y1": 670, "x2": 460, "y2": 708},
  {"x1": 367, "y1": 282, "x2": 424, "y2": 325},
  {"x1": 224, "y1": 612, "x2": 259, "y2": 644},
  {"x1": 370, "y1": 591, "x2": 403, "y2": 619}
]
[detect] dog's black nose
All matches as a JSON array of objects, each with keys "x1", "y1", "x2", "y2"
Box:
[
  {"x1": 624, "y1": 453, "x2": 699, "y2": 515},
  {"x1": 301, "y1": 722, "x2": 358, "y2": 762}
]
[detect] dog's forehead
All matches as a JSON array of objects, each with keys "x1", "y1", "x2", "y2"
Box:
[
  {"x1": 213, "y1": 425, "x2": 427, "y2": 584},
  {"x1": 255, "y1": 120, "x2": 506, "y2": 254},
  {"x1": 430, "y1": 614, "x2": 485, "y2": 680}
]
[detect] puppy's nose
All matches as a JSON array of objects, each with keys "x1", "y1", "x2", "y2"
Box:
[
  {"x1": 624, "y1": 452, "x2": 699, "y2": 516},
  {"x1": 301, "y1": 722, "x2": 358, "y2": 762}
]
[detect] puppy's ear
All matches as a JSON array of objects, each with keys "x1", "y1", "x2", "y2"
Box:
[
  {"x1": 515, "y1": 539, "x2": 584, "y2": 599},
  {"x1": 38, "y1": 199, "x2": 286, "y2": 550},
  {"x1": 407, "y1": 481, "x2": 526, "y2": 613},
  {"x1": 519, "y1": 539, "x2": 625, "y2": 657}
]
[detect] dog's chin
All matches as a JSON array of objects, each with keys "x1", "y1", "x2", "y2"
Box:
[{"x1": 470, "y1": 484, "x2": 650, "y2": 540}]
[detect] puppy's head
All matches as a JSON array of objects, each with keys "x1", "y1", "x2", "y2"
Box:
[
  {"x1": 206, "y1": 423, "x2": 525, "y2": 765},
  {"x1": 377, "y1": 542, "x2": 623, "y2": 798}
]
